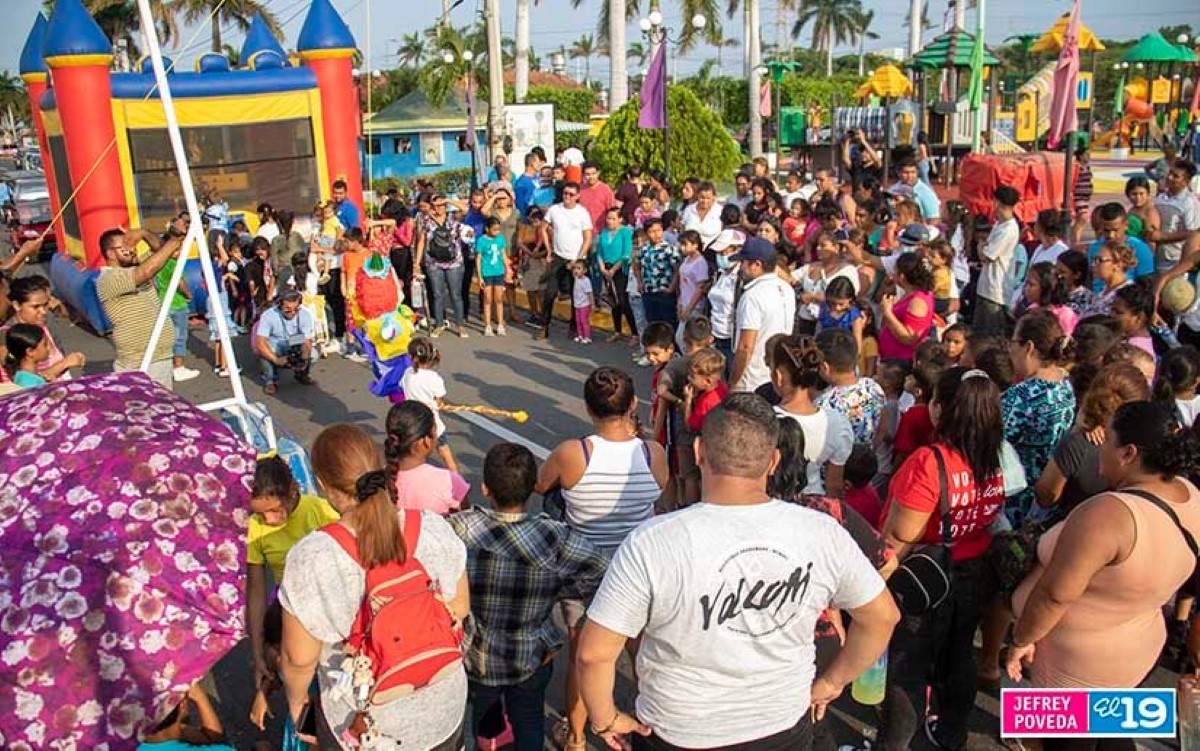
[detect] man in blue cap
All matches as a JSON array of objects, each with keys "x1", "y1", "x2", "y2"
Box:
[{"x1": 728, "y1": 237, "x2": 797, "y2": 392}]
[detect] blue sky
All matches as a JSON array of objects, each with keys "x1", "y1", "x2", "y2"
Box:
[{"x1": 3, "y1": 0, "x2": 1196, "y2": 81}]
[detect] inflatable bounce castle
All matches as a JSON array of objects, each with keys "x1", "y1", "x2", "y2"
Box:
[{"x1": 20, "y1": 0, "x2": 363, "y2": 331}]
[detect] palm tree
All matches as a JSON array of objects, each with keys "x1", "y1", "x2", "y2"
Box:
[
  {"x1": 168, "y1": 0, "x2": 281, "y2": 54},
  {"x1": 514, "y1": 0, "x2": 531, "y2": 101},
  {"x1": 627, "y1": 41, "x2": 649, "y2": 70},
  {"x1": 397, "y1": 32, "x2": 425, "y2": 68},
  {"x1": 852, "y1": 8, "x2": 878, "y2": 76},
  {"x1": 47, "y1": 0, "x2": 179, "y2": 63},
  {"x1": 792, "y1": 0, "x2": 862, "y2": 77},
  {"x1": 569, "y1": 33, "x2": 597, "y2": 84},
  {"x1": 712, "y1": 36, "x2": 739, "y2": 73},
  {"x1": 419, "y1": 23, "x2": 487, "y2": 106}
]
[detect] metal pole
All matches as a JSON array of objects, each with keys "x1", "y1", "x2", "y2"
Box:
[
  {"x1": 1062, "y1": 132, "x2": 1074, "y2": 212},
  {"x1": 134, "y1": 0, "x2": 247, "y2": 409},
  {"x1": 467, "y1": 67, "x2": 479, "y2": 190}
]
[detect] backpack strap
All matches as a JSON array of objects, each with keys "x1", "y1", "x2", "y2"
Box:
[
  {"x1": 323, "y1": 522, "x2": 363, "y2": 566},
  {"x1": 641, "y1": 440, "x2": 652, "y2": 467},
  {"x1": 579, "y1": 437, "x2": 592, "y2": 467},
  {"x1": 401, "y1": 508, "x2": 423, "y2": 557},
  {"x1": 1120, "y1": 488, "x2": 1200, "y2": 558},
  {"x1": 929, "y1": 445, "x2": 953, "y2": 547}
]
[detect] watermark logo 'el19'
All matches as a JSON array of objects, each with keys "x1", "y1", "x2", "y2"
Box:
[
  {"x1": 1088, "y1": 690, "x2": 1175, "y2": 737},
  {"x1": 1001, "y1": 689, "x2": 1175, "y2": 738}
]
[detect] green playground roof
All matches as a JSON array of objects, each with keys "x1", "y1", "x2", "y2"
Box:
[
  {"x1": 908, "y1": 28, "x2": 1001, "y2": 69},
  {"x1": 1123, "y1": 32, "x2": 1189, "y2": 63}
]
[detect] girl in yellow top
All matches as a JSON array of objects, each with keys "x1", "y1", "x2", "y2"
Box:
[{"x1": 245, "y1": 456, "x2": 338, "y2": 714}]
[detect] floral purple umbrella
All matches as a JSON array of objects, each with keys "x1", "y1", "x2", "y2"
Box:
[{"x1": 0, "y1": 372, "x2": 254, "y2": 750}]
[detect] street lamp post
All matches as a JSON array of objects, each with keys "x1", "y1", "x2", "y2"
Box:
[
  {"x1": 759, "y1": 60, "x2": 798, "y2": 179},
  {"x1": 639, "y1": 10, "x2": 706, "y2": 182},
  {"x1": 444, "y1": 49, "x2": 480, "y2": 190}
]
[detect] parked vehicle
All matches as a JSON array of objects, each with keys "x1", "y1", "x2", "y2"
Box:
[{"x1": 3, "y1": 175, "x2": 55, "y2": 259}]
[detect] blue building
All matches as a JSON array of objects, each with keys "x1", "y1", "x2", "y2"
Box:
[{"x1": 362, "y1": 88, "x2": 487, "y2": 181}]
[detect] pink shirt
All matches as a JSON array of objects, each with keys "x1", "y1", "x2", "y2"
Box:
[
  {"x1": 1127, "y1": 334, "x2": 1155, "y2": 359},
  {"x1": 393, "y1": 463, "x2": 471, "y2": 516},
  {"x1": 879, "y1": 290, "x2": 934, "y2": 362},
  {"x1": 678, "y1": 254, "x2": 711, "y2": 312},
  {"x1": 578, "y1": 182, "x2": 617, "y2": 235}
]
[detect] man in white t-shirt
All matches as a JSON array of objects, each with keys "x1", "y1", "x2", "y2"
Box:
[
  {"x1": 975, "y1": 185, "x2": 1020, "y2": 336},
  {"x1": 536, "y1": 182, "x2": 594, "y2": 340},
  {"x1": 577, "y1": 394, "x2": 898, "y2": 751},
  {"x1": 729, "y1": 238, "x2": 797, "y2": 393},
  {"x1": 681, "y1": 181, "x2": 724, "y2": 247},
  {"x1": 1155, "y1": 160, "x2": 1200, "y2": 269}
]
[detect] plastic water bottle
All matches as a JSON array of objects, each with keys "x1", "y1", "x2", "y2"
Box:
[
  {"x1": 1180, "y1": 673, "x2": 1200, "y2": 751},
  {"x1": 851, "y1": 651, "x2": 888, "y2": 706}
]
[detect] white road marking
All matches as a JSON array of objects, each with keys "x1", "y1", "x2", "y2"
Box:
[{"x1": 451, "y1": 410, "x2": 551, "y2": 460}]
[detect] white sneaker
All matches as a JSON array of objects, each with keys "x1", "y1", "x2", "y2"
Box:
[
  {"x1": 344, "y1": 352, "x2": 368, "y2": 363},
  {"x1": 173, "y1": 366, "x2": 200, "y2": 382},
  {"x1": 483, "y1": 326, "x2": 495, "y2": 337},
  {"x1": 581, "y1": 338, "x2": 592, "y2": 344},
  {"x1": 496, "y1": 326, "x2": 508, "y2": 336},
  {"x1": 325, "y1": 339, "x2": 343, "y2": 354},
  {"x1": 214, "y1": 367, "x2": 229, "y2": 377},
  {"x1": 573, "y1": 336, "x2": 581, "y2": 343}
]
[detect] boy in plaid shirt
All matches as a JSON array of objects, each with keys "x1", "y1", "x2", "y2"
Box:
[{"x1": 448, "y1": 442, "x2": 608, "y2": 750}]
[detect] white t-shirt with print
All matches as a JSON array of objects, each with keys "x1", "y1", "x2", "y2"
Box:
[
  {"x1": 734, "y1": 274, "x2": 797, "y2": 393},
  {"x1": 1028, "y1": 240, "x2": 1068, "y2": 267},
  {"x1": 545, "y1": 204, "x2": 594, "y2": 261},
  {"x1": 682, "y1": 203, "x2": 724, "y2": 247},
  {"x1": 401, "y1": 367, "x2": 448, "y2": 437},
  {"x1": 774, "y1": 406, "x2": 855, "y2": 495},
  {"x1": 587, "y1": 501, "x2": 885, "y2": 748}
]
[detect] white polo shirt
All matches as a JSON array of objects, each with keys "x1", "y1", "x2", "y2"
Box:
[{"x1": 734, "y1": 273, "x2": 797, "y2": 393}]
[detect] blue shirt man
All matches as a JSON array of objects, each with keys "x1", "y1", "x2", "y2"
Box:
[
  {"x1": 331, "y1": 180, "x2": 361, "y2": 230},
  {"x1": 513, "y1": 153, "x2": 542, "y2": 216},
  {"x1": 1087, "y1": 203, "x2": 1156, "y2": 290},
  {"x1": 889, "y1": 162, "x2": 940, "y2": 221}
]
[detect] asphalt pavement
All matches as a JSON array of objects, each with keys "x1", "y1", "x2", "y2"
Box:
[{"x1": 8, "y1": 251, "x2": 1175, "y2": 749}]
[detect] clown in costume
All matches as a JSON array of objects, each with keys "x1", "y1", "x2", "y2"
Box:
[{"x1": 350, "y1": 251, "x2": 416, "y2": 400}]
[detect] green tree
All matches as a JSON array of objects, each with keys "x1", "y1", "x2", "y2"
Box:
[
  {"x1": 593, "y1": 86, "x2": 739, "y2": 181},
  {"x1": 396, "y1": 32, "x2": 425, "y2": 68},
  {"x1": 0, "y1": 71, "x2": 29, "y2": 145},
  {"x1": 503, "y1": 84, "x2": 597, "y2": 122},
  {"x1": 419, "y1": 24, "x2": 488, "y2": 107},
  {"x1": 792, "y1": 0, "x2": 863, "y2": 77},
  {"x1": 627, "y1": 41, "x2": 649, "y2": 69},
  {"x1": 852, "y1": 8, "x2": 878, "y2": 77},
  {"x1": 167, "y1": 0, "x2": 280, "y2": 54},
  {"x1": 569, "y1": 33, "x2": 598, "y2": 84}
]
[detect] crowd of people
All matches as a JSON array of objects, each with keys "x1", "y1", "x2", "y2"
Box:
[{"x1": 8, "y1": 136, "x2": 1200, "y2": 751}]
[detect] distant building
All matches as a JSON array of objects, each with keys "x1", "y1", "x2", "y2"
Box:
[{"x1": 362, "y1": 88, "x2": 488, "y2": 181}]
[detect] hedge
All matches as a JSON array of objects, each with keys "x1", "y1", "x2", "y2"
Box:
[
  {"x1": 592, "y1": 86, "x2": 740, "y2": 183},
  {"x1": 505, "y1": 85, "x2": 597, "y2": 124}
]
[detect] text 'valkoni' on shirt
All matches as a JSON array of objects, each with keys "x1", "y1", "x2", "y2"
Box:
[{"x1": 586, "y1": 500, "x2": 885, "y2": 748}]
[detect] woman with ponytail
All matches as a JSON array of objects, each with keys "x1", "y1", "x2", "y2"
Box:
[
  {"x1": 1009, "y1": 402, "x2": 1200, "y2": 721},
  {"x1": 771, "y1": 334, "x2": 855, "y2": 498},
  {"x1": 1002, "y1": 311, "x2": 1078, "y2": 525},
  {"x1": 385, "y1": 400, "x2": 470, "y2": 515},
  {"x1": 877, "y1": 367, "x2": 1006, "y2": 751},
  {"x1": 280, "y1": 424, "x2": 469, "y2": 750}
]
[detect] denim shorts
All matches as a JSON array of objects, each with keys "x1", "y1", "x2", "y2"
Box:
[{"x1": 481, "y1": 274, "x2": 506, "y2": 287}]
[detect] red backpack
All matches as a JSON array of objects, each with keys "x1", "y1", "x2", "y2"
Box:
[{"x1": 323, "y1": 510, "x2": 463, "y2": 705}]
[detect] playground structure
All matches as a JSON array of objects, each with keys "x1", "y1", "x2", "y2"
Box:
[{"x1": 20, "y1": 0, "x2": 362, "y2": 330}]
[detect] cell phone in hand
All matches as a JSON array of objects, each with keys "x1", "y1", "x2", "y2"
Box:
[{"x1": 297, "y1": 702, "x2": 318, "y2": 737}]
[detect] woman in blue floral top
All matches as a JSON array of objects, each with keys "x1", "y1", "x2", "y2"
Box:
[
  {"x1": 1001, "y1": 311, "x2": 1077, "y2": 524},
  {"x1": 635, "y1": 217, "x2": 681, "y2": 327}
]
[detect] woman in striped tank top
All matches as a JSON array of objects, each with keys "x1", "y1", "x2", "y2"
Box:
[{"x1": 537, "y1": 365, "x2": 669, "y2": 751}]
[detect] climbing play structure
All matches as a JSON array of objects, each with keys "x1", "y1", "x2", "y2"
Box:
[{"x1": 20, "y1": 0, "x2": 363, "y2": 330}]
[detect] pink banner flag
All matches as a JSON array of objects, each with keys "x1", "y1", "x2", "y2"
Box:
[
  {"x1": 759, "y1": 80, "x2": 772, "y2": 118},
  {"x1": 1046, "y1": 0, "x2": 1081, "y2": 149},
  {"x1": 638, "y1": 44, "x2": 667, "y2": 129}
]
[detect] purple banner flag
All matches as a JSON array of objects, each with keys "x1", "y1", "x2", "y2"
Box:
[{"x1": 638, "y1": 43, "x2": 667, "y2": 129}]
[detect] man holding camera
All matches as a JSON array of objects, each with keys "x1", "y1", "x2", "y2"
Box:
[
  {"x1": 255, "y1": 290, "x2": 316, "y2": 395},
  {"x1": 840, "y1": 128, "x2": 882, "y2": 191}
]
